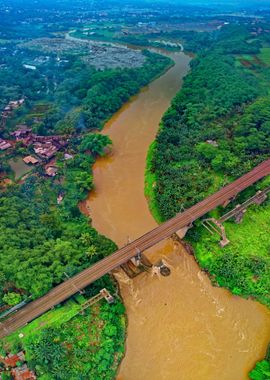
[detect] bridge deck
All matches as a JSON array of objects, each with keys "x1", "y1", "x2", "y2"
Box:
[{"x1": 1, "y1": 159, "x2": 270, "y2": 338}]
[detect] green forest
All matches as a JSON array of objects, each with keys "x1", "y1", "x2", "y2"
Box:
[
  {"x1": 151, "y1": 26, "x2": 267, "y2": 221},
  {"x1": 23, "y1": 301, "x2": 126, "y2": 380},
  {"x1": 149, "y1": 24, "x2": 270, "y2": 305},
  {"x1": 0, "y1": 24, "x2": 172, "y2": 378},
  {"x1": 147, "y1": 23, "x2": 270, "y2": 380},
  {"x1": 1, "y1": 282, "x2": 126, "y2": 379},
  {"x1": 0, "y1": 49, "x2": 171, "y2": 305},
  {"x1": 2, "y1": 2, "x2": 270, "y2": 378}
]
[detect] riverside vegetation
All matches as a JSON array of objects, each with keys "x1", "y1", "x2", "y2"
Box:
[
  {"x1": 147, "y1": 23, "x2": 270, "y2": 379},
  {"x1": 0, "y1": 26, "x2": 172, "y2": 378},
  {"x1": 0, "y1": 51, "x2": 171, "y2": 306},
  {"x1": 1, "y1": 3, "x2": 270, "y2": 378}
]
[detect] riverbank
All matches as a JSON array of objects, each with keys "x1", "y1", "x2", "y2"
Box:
[
  {"x1": 144, "y1": 141, "x2": 163, "y2": 223},
  {"x1": 84, "y1": 51, "x2": 190, "y2": 245},
  {"x1": 146, "y1": 23, "x2": 270, "y2": 378},
  {"x1": 0, "y1": 38, "x2": 176, "y2": 380},
  {"x1": 84, "y1": 46, "x2": 270, "y2": 379},
  {"x1": 1, "y1": 285, "x2": 126, "y2": 379},
  {"x1": 146, "y1": 24, "x2": 270, "y2": 310}
]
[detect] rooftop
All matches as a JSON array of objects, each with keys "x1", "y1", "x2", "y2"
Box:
[
  {"x1": 23, "y1": 156, "x2": 39, "y2": 165},
  {"x1": 0, "y1": 139, "x2": 12, "y2": 151}
]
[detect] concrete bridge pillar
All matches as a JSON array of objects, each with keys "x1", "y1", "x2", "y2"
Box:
[
  {"x1": 222, "y1": 195, "x2": 237, "y2": 208},
  {"x1": 222, "y1": 199, "x2": 231, "y2": 208},
  {"x1": 121, "y1": 250, "x2": 152, "y2": 278},
  {"x1": 176, "y1": 223, "x2": 193, "y2": 239},
  {"x1": 153, "y1": 260, "x2": 171, "y2": 276}
]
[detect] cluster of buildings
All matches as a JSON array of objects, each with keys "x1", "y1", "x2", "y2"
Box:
[
  {"x1": 0, "y1": 351, "x2": 36, "y2": 380},
  {"x1": 33, "y1": 136, "x2": 67, "y2": 159},
  {"x1": 250, "y1": 25, "x2": 270, "y2": 36},
  {"x1": 83, "y1": 43, "x2": 146, "y2": 70},
  {"x1": 0, "y1": 125, "x2": 71, "y2": 178},
  {"x1": 11, "y1": 125, "x2": 67, "y2": 160},
  {"x1": 10, "y1": 125, "x2": 69, "y2": 177},
  {"x1": 0, "y1": 122, "x2": 75, "y2": 182},
  {"x1": 10, "y1": 125, "x2": 68, "y2": 167},
  {"x1": 1, "y1": 99, "x2": 25, "y2": 128},
  {"x1": 10, "y1": 126, "x2": 32, "y2": 140}
]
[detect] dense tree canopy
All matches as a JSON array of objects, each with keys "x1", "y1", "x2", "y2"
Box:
[
  {"x1": 0, "y1": 177, "x2": 116, "y2": 301},
  {"x1": 151, "y1": 26, "x2": 268, "y2": 220}
]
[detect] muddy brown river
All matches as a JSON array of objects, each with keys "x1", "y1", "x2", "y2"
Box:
[{"x1": 84, "y1": 52, "x2": 270, "y2": 380}]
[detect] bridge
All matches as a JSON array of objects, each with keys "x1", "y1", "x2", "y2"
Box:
[{"x1": 1, "y1": 158, "x2": 270, "y2": 338}]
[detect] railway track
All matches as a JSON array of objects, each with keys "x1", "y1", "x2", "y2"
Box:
[{"x1": 1, "y1": 158, "x2": 270, "y2": 338}]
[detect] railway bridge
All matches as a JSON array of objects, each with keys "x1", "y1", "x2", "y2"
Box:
[{"x1": 1, "y1": 159, "x2": 270, "y2": 338}]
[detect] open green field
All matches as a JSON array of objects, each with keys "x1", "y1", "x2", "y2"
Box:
[
  {"x1": 191, "y1": 200, "x2": 270, "y2": 307},
  {"x1": 235, "y1": 53, "x2": 259, "y2": 69},
  {"x1": 71, "y1": 22, "x2": 124, "y2": 43},
  {"x1": 1, "y1": 299, "x2": 82, "y2": 350}
]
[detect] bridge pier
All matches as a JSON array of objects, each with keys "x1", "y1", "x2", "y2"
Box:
[
  {"x1": 121, "y1": 251, "x2": 152, "y2": 278},
  {"x1": 222, "y1": 195, "x2": 237, "y2": 208},
  {"x1": 1, "y1": 161, "x2": 270, "y2": 339},
  {"x1": 153, "y1": 260, "x2": 171, "y2": 277},
  {"x1": 131, "y1": 250, "x2": 143, "y2": 267},
  {"x1": 175, "y1": 223, "x2": 193, "y2": 239},
  {"x1": 222, "y1": 199, "x2": 231, "y2": 208}
]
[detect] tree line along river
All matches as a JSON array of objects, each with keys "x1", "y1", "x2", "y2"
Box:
[{"x1": 83, "y1": 50, "x2": 270, "y2": 380}]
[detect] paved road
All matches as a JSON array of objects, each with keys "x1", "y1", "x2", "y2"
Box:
[{"x1": 1, "y1": 159, "x2": 270, "y2": 338}]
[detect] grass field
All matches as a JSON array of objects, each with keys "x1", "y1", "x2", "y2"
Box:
[
  {"x1": 191, "y1": 199, "x2": 270, "y2": 306},
  {"x1": 1, "y1": 299, "x2": 82, "y2": 350}
]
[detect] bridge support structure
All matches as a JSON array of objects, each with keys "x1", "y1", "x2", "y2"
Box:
[
  {"x1": 202, "y1": 186, "x2": 270, "y2": 247},
  {"x1": 1, "y1": 161, "x2": 270, "y2": 339},
  {"x1": 202, "y1": 218, "x2": 230, "y2": 247},
  {"x1": 175, "y1": 223, "x2": 193, "y2": 239},
  {"x1": 121, "y1": 249, "x2": 152, "y2": 278},
  {"x1": 152, "y1": 260, "x2": 171, "y2": 276},
  {"x1": 80, "y1": 288, "x2": 114, "y2": 313}
]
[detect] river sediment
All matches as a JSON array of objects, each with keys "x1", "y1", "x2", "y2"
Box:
[{"x1": 84, "y1": 51, "x2": 270, "y2": 380}]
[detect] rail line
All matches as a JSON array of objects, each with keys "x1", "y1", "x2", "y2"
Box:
[{"x1": 1, "y1": 159, "x2": 270, "y2": 338}]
